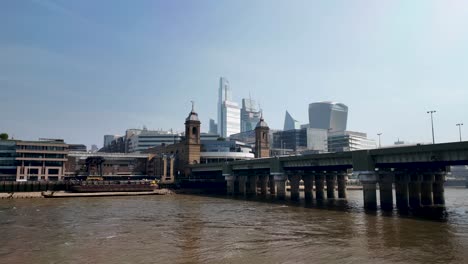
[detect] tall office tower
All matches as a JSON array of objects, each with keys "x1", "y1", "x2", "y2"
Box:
[
  {"x1": 209, "y1": 119, "x2": 218, "y2": 134},
  {"x1": 103, "y1": 135, "x2": 120, "y2": 148},
  {"x1": 217, "y1": 77, "x2": 240, "y2": 137},
  {"x1": 283, "y1": 110, "x2": 300, "y2": 131},
  {"x1": 308, "y1": 101, "x2": 348, "y2": 132},
  {"x1": 241, "y1": 98, "x2": 261, "y2": 132}
]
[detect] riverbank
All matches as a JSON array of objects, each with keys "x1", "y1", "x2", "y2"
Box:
[{"x1": 0, "y1": 189, "x2": 174, "y2": 199}]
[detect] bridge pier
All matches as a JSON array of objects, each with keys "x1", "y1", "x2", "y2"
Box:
[
  {"x1": 225, "y1": 175, "x2": 235, "y2": 196},
  {"x1": 395, "y1": 173, "x2": 409, "y2": 210},
  {"x1": 289, "y1": 174, "x2": 301, "y2": 201},
  {"x1": 359, "y1": 171, "x2": 378, "y2": 210},
  {"x1": 259, "y1": 175, "x2": 268, "y2": 197},
  {"x1": 303, "y1": 174, "x2": 314, "y2": 202},
  {"x1": 433, "y1": 173, "x2": 445, "y2": 205},
  {"x1": 315, "y1": 173, "x2": 325, "y2": 200},
  {"x1": 274, "y1": 174, "x2": 286, "y2": 200},
  {"x1": 379, "y1": 172, "x2": 394, "y2": 211},
  {"x1": 247, "y1": 175, "x2": 258, "y2": 196},
  {"x1": 408, "y1": 174, "x2": 422, "y2": 209},
  {"x1": 337, "y1": 171, "x2": 347, "y2": 199},
  {"x1": 421, "y1": 173, "x2": 434, "y2": 206},
  {"x1": 269, "y1": 175, "x2": 275, "y2": 195},
  {"x1": 238, "y1": 175, "x2": 247, "y2": 197},
  {"x1": 326, "y1": 172, "x2": 337, "y2": 199}
]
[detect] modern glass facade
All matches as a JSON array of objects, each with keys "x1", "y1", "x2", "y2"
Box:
[
  {"x1": 308, "y1": 102, "x2": 348, "y2": 132},
  {"x1": 0, "y1": 141, "x2": 18, "y2": 180},
  {"x1": 241, "y1": 98, "x2": 261, "y2": 132},
  {"x1": 273, "y1": 129, "x2": 307, "y2": 152},
  {"x1": 217, "y1": 77, "x2": 240, "y2": 138},
  {"x1": 284, "y1": 110, "x2": 300, "y2": 131}
]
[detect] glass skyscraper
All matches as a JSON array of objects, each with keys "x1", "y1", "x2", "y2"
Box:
[
  {"x1": 308, "y1": 102, "x2": 348, "y2": 132},
  {"x1": 283, "y1": 110, "x2": 300, "y2": 131},
  {"x1": 217, "y1": 77, "x2": 240, "y2": 138},
  {"x1": 241, "y1": 98, "x2": 261, "y2": 132}
]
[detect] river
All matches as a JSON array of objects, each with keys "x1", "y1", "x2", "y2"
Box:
[{"x1": 1, "y1": 188, "x2": 468, "y2": 263}]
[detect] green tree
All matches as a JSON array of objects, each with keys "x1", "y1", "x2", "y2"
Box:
[{"x1": 0, "y1": 133, "x2": 8, "y2": 140}]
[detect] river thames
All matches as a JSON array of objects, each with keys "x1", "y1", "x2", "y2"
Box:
[{"x1": 1, "y1": 188, "x2": 468, "y2": 264}]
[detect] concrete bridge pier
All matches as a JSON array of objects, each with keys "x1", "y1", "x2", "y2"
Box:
[
  {"x1": 274, "y1": 174, "x2": 287, "y2": 200},
  {"x1": 269, "y1": 175, "x2": 275, "y2": 195},
  {"x1": 421, "y1": 173, "x2": 434, "y2": 206},
  {"x1": 315, "y1": 173, "x2": 325, "y2": 200},
  {"x1": 359, "y1": 171, "x2": 378, "y2": 210},
  {"x1": 433, "y1": 172, "x2": 446, "y2": 205},
  {"x1": 379, "y1": 172, "x2": 394, "y2": 211},
  {"x1": 408, "y1": 174, "x2": 422, "y2": 209},
  {"x1": 326, "y1": 172, "x2": 337, "y2": 199},
  {"x1": 289, "y1": 174, "x2": 301, "y2": 201},
  {"x1": 303, "y1": 174, "x2": 314, "y2": 202},
  {"x1": 337, "y1": 171, "x2": 347, "y2": 199},
  {"x1": 395, "y1": 173, "x2": 409, "y2": 210},
  {"x1": 247, "y1": 175, "x2": 258, "y2": 197},
  {"x1": 259, "y1": 175, "x2": 268, "y2": 197},
  {"x1": 238, "y1": 175, "x2": 247, "y2": 197},
  {"x1": 225, "y1": 175, "x2": 235, "y2": 196}
]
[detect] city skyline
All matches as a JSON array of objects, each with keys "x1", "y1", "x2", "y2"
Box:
[{"x1": 1, "y1": 1, "x2": 468, "y2": 148}]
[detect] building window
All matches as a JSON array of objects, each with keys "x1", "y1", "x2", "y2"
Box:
[{"x1": 19, "y1": 176, "x2": 24, "y2": 179}]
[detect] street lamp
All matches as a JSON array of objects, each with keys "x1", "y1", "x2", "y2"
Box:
[
  {"x1": 427, "y1": 110, "x2": 436, "y2": 144},
  {"x1": 377, "y1": 133, "x2": 382, "y2": 148},
  {"x1": 456, "y1": 123, "x2": 463, "y2": 142}
]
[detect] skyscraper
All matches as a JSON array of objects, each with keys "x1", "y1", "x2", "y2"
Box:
[
  {"x1": 209, "y1": 119, "x2": 218, "y2": 134},
  {"x1": 308, "y1": 102, "x2": 348, "y2": 132},
  {"x1": 217, "y1": 77, "x2": 240, "y2": 138},
  {"x1": 283, "y1": 110, "x2": 300, "y2": 131},
  {"x1": 241, "y1": 98, "x2": 261, "y2": 132}
]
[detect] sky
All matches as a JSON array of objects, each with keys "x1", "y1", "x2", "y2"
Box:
[{"x1": 1, "y1": 0, "x2": 468, "y2": 148}]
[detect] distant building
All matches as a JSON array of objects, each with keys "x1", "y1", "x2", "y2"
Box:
[
  {"x1": 241, "y1": 98, "x2": 261, "y2": 132},
  {"x1": 0, "y1": 140, "x2": 18, "y2": 181},
  {"x1": 69, "y1": 144, "x2": 87, "y2": 152},
  {"x1": 200, "y1": 140, "x2": 254, "y2": 163},
  {"x1": 284, "y1": 110, "x2": 300, "y2": 131},
  {"x1": 309, "y1": 101, "x2": 348, "y2": 132},
  {"x1": 126, "y1": 129, "x2": 182, "y2": 153},
  {"x1": 217, "y1": 77, "x2": 240, "y2": 137},
  {"x1": 103, "y1": 135, "x2": 120, "y2": 148},
  {"x1": 209, "y1": 119, "x2": 218, "y2": 134},
  {"x1": 273, "y1": 129, "x2": 307, "y2": 154},
  {"x1": 90, "y1": 145, "x2": 99, "y2": 153},
  {"x1": 327, "y1": 131, "x2": 376, "y2": 152}
]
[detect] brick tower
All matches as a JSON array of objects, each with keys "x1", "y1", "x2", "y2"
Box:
[
  {"x1": 184, "y1": 101, "x2": 201, "y2": 166},
  {"x1": 255, "y1": 112, "x2": 270, "y2": 158}
]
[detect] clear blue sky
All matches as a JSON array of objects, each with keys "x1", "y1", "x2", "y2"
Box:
[{"x1": 1, "y1": 0, "x2": 467, "y2": 148}]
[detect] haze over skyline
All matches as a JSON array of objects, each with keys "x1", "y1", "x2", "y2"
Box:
[{"x1": 1, "y1": 0, "x2": 467, "y2": 148}]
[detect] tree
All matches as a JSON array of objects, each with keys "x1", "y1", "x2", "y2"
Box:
[{"x1": 0, "y1": 133, "x2": 8, "y2": 140}]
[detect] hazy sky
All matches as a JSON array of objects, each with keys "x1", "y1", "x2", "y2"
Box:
[{"x1": 1, "y1": 0, "x2": 468, "y2": 148}]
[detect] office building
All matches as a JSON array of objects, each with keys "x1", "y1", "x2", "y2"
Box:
[
  {"x1": 284, "y1": 111, "x2": 300, "y2": 131},
  {"x1": 209, "y1": 119, "x2": 218, "y2": 134},
  {"x1": 126, "y1": 129, "x2": 182, "y2": 153},
  {"x1": 69, "y1": 144, "x2": 87, "y2": 152},
  {"x1": 309, "y1": 101, "x2": 348, "y2": 132},
  {"x1": 217, "y1": 77, "x2": 241, "y2": 138},
  {"x1": 327, "y1": 131, "x2": 376, "y2": 152},
  {"x1": 104, "y1": 135, "x2": 120, "y2": 148},
  {"x1": 0, "y1": 140, "x2": 17, "y2": 181},
  {"x1": 241, "y1": 98, "x2": 261, "y2": 132}
]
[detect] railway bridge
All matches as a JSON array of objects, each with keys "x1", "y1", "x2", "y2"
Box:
[{"x1": 189, "y1": 141, "x2": 468, "y2": 211}]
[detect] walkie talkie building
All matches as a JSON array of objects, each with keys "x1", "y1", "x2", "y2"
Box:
[{"x1": 308, "y1": 102, "x2": 348, "y2": 132}]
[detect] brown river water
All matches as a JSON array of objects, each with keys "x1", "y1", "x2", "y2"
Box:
[{"x1": 1, "y1": 188, "x2": 468, "y2": 264}]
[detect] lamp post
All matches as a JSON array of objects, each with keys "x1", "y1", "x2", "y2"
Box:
[
  {"x1": 427, "y1": 110, "x2": 436, "y2": 144},
  {"x1": 456, "y1": 123, "x2": 463, "y2": 142},
  {"x1": 377, "y1": 133, "x2": 382, "y2": 148}
]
